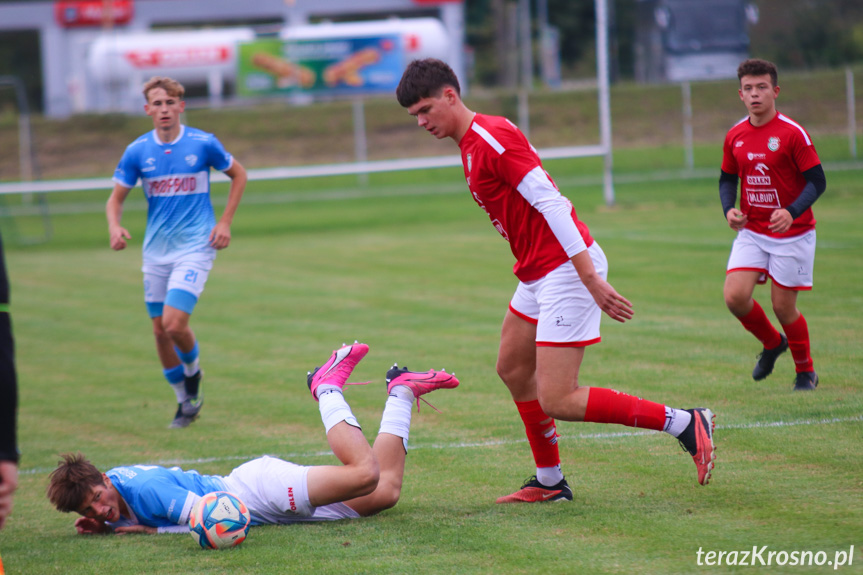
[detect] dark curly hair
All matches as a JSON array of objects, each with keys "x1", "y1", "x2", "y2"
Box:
[{"x1": 737, "y1": 59, "x2": 778, "y2": 88}]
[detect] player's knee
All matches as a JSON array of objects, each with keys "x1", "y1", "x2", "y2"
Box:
[
  {"x1": 375, "y1": 481, "x2": 402, "y2": 512},
  {"x1": 772, "y1": 303, "x2": 798, "y2": 325},
  {"x1": 355, "y1": 459, "x2": 381, "y2": 496},
  {"x1": 537, "y1": 395, "x2": 564, "y2": 420},
  {"x1": 496, "y1": 358, "x2": 527, "y2": 388},
  {"x1": 162, "y1": 317, "x2": 189, "y2": 340},
  {"x1": 724, "y1": 290, "x2": 748, "y2": 315},
  {"x1": 152, "y1": 319, "x2": 169, "y2": 340}
]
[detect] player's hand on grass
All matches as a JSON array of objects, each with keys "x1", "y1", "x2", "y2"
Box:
[
  {"x1": 768, "y1": 208, "x2": 793, "y2": 234},
  {"x1": 114, "y1": 524, "x2": 157, "y2": 535},
  {"x1": 209, "y1": 222, "x2": 232, "y2": 250},
  {"x1": 75, "y1": 517, "x2": 110, "y2": 535},
  {"x1": 109, "y1": 226, "x2": 131, "y2": 251},
  {"x1": 726, "y1": 208, "x2": 748, "y2": 231}
]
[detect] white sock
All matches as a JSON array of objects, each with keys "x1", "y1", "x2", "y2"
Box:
[
  {"x1": 318, "y1": 390, "x2": 360, "y2": 433},
  {"x1": 183, "y1": 358, "x2": 200, "y2": 378},
  {"x1": 169, "y1": 381, "x2": 187, "y2": 403},
  {"x1": 378, "y1": 386, "x2": 414, "y2": 452},
  {"x1": 536, "y1": 464, "x2": 564, "y2": 487},
  {"x1": 663, "y1": 407, "x2": 692, "y2": 438}
]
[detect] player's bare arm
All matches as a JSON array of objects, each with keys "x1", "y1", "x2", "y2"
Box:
[
  {"x1": 570, "y1": 250, "x2": 633, "y2": 323},
  {"x1": 209, "y1": 159, "x2": 248, "y2": 250},
  {"x1": 106, "y1": 184, "x2": 133, "y2": 251}
]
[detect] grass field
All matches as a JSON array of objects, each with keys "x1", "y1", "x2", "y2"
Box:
[{"x1": 1, "y1": 148, "x2": 862, "y2": 573}]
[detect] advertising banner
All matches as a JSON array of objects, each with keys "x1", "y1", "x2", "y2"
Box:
[{"x1": 238, "y1": 35, "x2": 404, "y2": 97}]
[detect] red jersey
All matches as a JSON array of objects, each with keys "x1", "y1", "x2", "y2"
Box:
[
  {"x1": 721, "y1": 112, "x2": 820, "y2": 238},
  {"x1": 459, "y1": 113, "x2": 594, "y2": 282}
]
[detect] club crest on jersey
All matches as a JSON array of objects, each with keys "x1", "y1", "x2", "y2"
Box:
[
  {"x1": 767, "y1": 137, "x2": 780, "y2": 152},
  {"x1": 466, "y1": 153, "x2": 472, "y2": 172},
  {"x1": 185, "y1": 154, "x2": 198, "y2": 167}
]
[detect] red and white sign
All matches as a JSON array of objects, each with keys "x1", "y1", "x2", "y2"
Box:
[
  {"x1": 55, "y1": 0, "x2": 133, "y2": 28},
  {"x1": 125, "y1": 45, "x2": 233, "y2": 69}
]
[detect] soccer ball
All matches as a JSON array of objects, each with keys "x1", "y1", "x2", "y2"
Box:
[{"x1": 189, "y1": 491, "x2": 251, "y2": 550}]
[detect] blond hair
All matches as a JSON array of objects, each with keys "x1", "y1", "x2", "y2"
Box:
[{"x1": 142, "y1": 76, "x2": 185, "y2": 102}]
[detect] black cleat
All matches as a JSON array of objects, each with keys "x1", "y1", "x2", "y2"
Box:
[
  {"x1": 793, "y1": 371, "x2": 818, "y2": 391},
  {"x1": 752, "y1": 334, "x2": 788, "y2": 381}
]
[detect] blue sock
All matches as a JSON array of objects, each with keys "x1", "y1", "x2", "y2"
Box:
[
  {"x1": 164, "y1": 365, "x2": 186, "y2": 402},
  {"x1": 175, "y1": 342, "x2": 200, "y2": 377}
]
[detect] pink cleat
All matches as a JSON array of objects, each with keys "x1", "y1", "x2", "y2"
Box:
[
  {"x1": 307, "y1": 342, "x2": 370, "y2": 400},
  {"x1": 385, "y1": 364, "x2": 459, "y2": 412}
]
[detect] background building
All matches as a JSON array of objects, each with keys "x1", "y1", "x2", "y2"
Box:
[{"x1": 0, "y1": 0, "x2": 465, "y2": 117}]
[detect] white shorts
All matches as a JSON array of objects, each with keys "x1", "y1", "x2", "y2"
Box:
[
  {"x1": 727, "y1": 228, "x2": 815, "y2": 290},
  {"x1": 509, "y1": 242, "x2": 608, "y2": 347},
  {"x1": 142, "y1": 259, "x2": 214, "y2": 317},
  {"x1": 221, "y1": 456, "x2": 360, "y2": 525}
]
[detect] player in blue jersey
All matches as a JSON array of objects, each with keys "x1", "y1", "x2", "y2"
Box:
[
  {"x1": 106, "y1": 77, "x2": 247, "y2": 428},
  {"x1": 46, "y1": 343, "x2": 459, "y2": 534}
]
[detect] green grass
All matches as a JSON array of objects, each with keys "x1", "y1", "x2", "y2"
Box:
[{"x1": 1, "y1": 156, "x2": 862, "y2": 574}]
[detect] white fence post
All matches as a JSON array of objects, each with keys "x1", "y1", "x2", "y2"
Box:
[
  {"x1": 352, "y1": 98, "x2": 369, "y2": 186},
  {"x1": 682, "y1": 81, "x2": 694, "y2": 171},
  {"x1": 847, "y1": 67, "x2": 857, "y2": 160}
]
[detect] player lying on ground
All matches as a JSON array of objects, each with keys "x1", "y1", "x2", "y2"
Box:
[{"x1": 46, "y1": 343, "x2": 458, "y2": 533}]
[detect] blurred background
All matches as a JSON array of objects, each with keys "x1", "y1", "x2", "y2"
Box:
[{"x1": 0, "y1": 0, "x2": 861, "y2": 186}]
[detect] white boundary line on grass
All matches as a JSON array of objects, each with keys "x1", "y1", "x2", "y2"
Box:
[{"x1": 20, "y1": 414, "x2": 862, "y2": 476}]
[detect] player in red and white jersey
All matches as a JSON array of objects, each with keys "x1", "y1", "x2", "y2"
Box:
[
  {"x1": 397, "y1": 58, "x2": 717, "y2": 501},
  {"x1": 719, "y1": 59, "x2": 826, "y2": 391}
]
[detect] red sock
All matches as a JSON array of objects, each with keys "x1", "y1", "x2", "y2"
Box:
[
  {"x1": 782, "y1": 314, "x2": 814, "y2": 373},
  {"x1": 515, "y1": 400, "x2": 560, "y2": 468},
  {"x1": 583, "y1": 387, "x2": 666, "y2": 431},
  {"x1": 738, "y1": 300, "x2": 783, "y2": 349}
]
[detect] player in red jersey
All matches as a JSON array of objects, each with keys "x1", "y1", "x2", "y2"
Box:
[
  {"x1": 720, "y1": 59, "x2": 826, "y2": 391},
  {"x1": 397, "y1": 58, "x2": 717, "y2": 501}
]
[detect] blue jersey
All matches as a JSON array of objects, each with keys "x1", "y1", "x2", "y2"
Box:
[
  {"x1": 106, "y1": 464, "x2": 227, "y2": 529},
  {"x1": 113, "y1": 126, "x2": 233, "y2": 266}
]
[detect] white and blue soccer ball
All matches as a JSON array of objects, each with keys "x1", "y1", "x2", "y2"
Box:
[{"x1": 189, "y1": 491, "x2": 251, "y2": 550}]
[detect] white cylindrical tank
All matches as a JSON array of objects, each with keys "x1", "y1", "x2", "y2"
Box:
[
  {"x1": 87, "y1": 27, "x2": 255, "y2": 85},
  {"x1": 280, "y1": 17, "x2": 449, "y2": 63}
]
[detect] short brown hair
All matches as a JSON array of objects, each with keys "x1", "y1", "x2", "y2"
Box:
[
  {"x1": 396, "y1": 58, "x2": 460, "y2": 108},
  {"x1": 738, "y1": 59, "x2": 778, "y2": 88},
  {"x1": 142, "y1": 76, "x2": 185, "y2": 102},
  {"x1": 46, "y1": 453, "x2": 104, "y2": 513}
]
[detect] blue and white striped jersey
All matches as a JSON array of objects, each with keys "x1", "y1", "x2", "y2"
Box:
[{"x1": 113, "y1": 125, "x2": 233, "y2": 265}]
